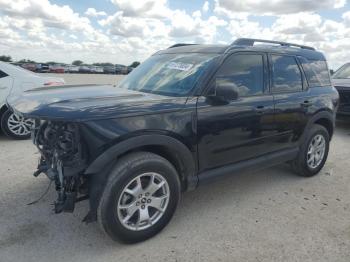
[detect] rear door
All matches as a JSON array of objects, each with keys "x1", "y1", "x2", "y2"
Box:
[{"x1": 270, "y1": 54, "x2": 309, "y2": 150}]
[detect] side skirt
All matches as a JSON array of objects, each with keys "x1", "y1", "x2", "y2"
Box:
[{"x1": 197, "y1": 147, "x2": 299, "y2": 185}]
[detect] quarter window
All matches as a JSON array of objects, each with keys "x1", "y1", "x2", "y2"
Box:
[
  {"x1": 216, "y1": 53, "x2": 264, "y2": 96},
  {"x1": 299, "y1": 57, "x2": 331, "y2": 87},
  {"x1": 271, "y1": 55, "x2": 303, "y2": 92}
]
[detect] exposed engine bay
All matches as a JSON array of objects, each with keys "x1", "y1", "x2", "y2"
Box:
[{"x1": 32, "y1": 120, "x2": 88, "y2": 213}]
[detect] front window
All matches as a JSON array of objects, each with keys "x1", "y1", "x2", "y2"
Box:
[
  {"x1": 333, "y1": 63, "x2": 350, "y2": 79},
  {"x1": 118, "y1": 53, "x2": 218, "y2": 96},
  {"x1": 215, "y1": 53, "x2": 264, "y2": 96}
]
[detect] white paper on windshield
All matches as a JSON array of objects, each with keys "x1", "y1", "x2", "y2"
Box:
[{"x1": 167, "y1": 62, "x2": 193, "y2": 71}]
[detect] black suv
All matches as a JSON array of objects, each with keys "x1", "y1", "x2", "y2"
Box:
[
  {"x1": 332, "y1": 63, "x2": 350, "y2": 115},
  {"x1": 8, "y1": 38, "x2": 339, "y2": 243}
]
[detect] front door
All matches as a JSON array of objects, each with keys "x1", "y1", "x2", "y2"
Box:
[{"x1": 196, "y1": 52, "x2": 275, "y2": 172}]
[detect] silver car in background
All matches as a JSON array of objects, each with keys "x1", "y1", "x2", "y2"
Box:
[{"x1": 0, "y1": 61, "x2": 65, "y2": 139}]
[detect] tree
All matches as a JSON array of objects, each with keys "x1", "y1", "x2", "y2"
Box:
[
  {"x1": 129, "y1": 61, "x2": 140, "y2": 68},
  {"x1": 18, "y1": 58, "x2": 36, "y2": 63},
  {"x1": 0, "y1": 55, "x2": 12, "y2": 62},
  {"x1": 72, "y1": 60, "x2": 83, "y2": 66}
]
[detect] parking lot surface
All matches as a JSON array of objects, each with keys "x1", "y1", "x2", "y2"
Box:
[
  {"x1": 46, "y1": 73, "x2": 124, "y2": 85},
  {"x1": 0, "y1": 74, "x2": 349, "y2": 262}
]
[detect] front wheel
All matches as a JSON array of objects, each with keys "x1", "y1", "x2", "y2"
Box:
[
  {"x1": 291, "y1": 124, "x2": 330, "y2": 177},
  {"x1": 1, "y1": 109, "x2": 33, "y2": 139},
  {"x1": 97, "y1": 152, "x2": 181, "y2": 243}
]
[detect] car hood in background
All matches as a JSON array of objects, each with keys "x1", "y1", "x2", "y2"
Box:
[
  {"x1": 332, "y1": 78, "x2": 350, "y2": 90},
  {"x1": 9, "y1": 75, "x2": 65, "y2": 95},
  {"x1": 7, "y1": 85, "x2": 187, "y2": 121}
]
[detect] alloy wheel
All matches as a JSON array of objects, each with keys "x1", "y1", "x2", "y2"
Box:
[
  {"x1": 117, "y1": 172, "x2": 170, "y2": 231},
  {"x1": 7, "y1": 112, "x2": 33, "y2": 137},
  {"x1": 307, "y1": 134, "x2": 326, "y2": 169}
]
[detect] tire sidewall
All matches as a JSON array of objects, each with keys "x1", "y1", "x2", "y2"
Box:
[
  {"x1": 1, "y1": 110, "x2": 31, "y2": 139},
  {"x1": 98, "y1": 153, "x2": 180, "y2": 243}
]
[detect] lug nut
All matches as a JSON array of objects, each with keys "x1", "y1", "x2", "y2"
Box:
[
  {"x1": 141, "y1": 198, "x2": 146, "y2": 203},
  {"x1": 141, "y1": 205, "x2": 145, "y2": 209},
  {"x1": 147, "y1": 199, "x2": 151, "y2": 203}
]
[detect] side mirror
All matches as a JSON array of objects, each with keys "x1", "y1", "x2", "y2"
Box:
[
  {"x1": 214, "y1": 79, "x2": 239, "y2": 102},
  {"x1": 330, "y1": 69, "x2": 334, "y2": 76}
]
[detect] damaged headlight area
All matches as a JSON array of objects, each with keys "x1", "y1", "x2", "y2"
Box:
[{"x1": 32, "y1": 120, "x2": 88, "y2": 213}]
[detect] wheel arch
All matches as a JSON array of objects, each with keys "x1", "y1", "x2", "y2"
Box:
[
  {"x1": 314, "y1": 117, "x2": 333, "y2": 138},
  {"x1": 85, "y1": 134, "x2": 198, "y2": 192},
  {"x1": 307, "y1": 110, "x2": 335, "y2": 140},
  {"x1": 0, "y1": 104, "x2": 8, "y2": 119}
]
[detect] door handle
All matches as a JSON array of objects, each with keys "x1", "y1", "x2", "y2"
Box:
[{"x1": 301, "y1": 100, "x2": 313, "y2": 107}]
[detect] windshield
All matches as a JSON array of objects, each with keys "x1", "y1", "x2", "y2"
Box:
[
  {"x1": 333, "y1": 63, "x2": 350, "y2": 79},
  {"x1": 118, "y1": 53, "x2": 218, "y2": 96}
]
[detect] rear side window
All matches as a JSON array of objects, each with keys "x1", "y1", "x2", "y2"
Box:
[
  {"x1": 271, "y1": 55, "x2": 303, "y2": 93},
  {"x1": 0, "y1": 70, "x2": 8, "y2": 78},
  {"x1": 299, "y1": 57, "x2": 331, "y2": 87},
  {"x1": 216, "y1": 53, "x2": 264, "y2": 96}
]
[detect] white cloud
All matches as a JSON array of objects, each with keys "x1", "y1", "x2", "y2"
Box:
[
  {"x1": 99, "y1": 11, "x2": 169, "y2": 38},
  {"x1": 343, "y1": 11, "x2": 350, "y2": 25},
  {"x1": 167, "y1": 10, "x2": 226, "y2": 42},
  {"x1": 202, "y1": 1, "x2": 209, "y2": 13},
  {"x1": 0, "y1": 0, "x2": 93, "y2": 32},
  {"x1": 110, "y1": 0, "x2": 171, "y2": 18},
  {"x1": 85, "y1": 7, "x2": 107, "y2": 17},
  {"x1": 215, "y1": 0, "x2": 346, "y2": 15},
  {"x1": 0, "y1": 0, "x2": 350, "y2": 69},
  {"x1": 272, "y1": 13, "x2": 322, "y2": 35}
]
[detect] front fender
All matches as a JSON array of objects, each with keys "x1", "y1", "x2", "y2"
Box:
[{"x1": 84, "y1": 134, "x2": 197, "y2": 190}]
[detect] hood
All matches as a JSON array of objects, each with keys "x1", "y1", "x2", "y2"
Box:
[
  {"x1": 7, "y1": 84, "x2": 187, "y2": 121},
  {"x1": 332, "y1": 78, "x2": 350, "y2": 90}
]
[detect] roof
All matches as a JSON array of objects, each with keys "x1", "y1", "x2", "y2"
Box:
[{"x1": 157, "y1": 38, "x2": 326, "y2": 61}]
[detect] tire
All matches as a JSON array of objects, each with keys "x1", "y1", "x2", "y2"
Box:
[
  {"x1": 1, "y1": 109, "x2": 32, "y2": 139},
  {"x1": 291, "y1": 124, "x2": 329, "y2": 177},
  {"x1": 97, "y1": 152, "x2": 181, "y2": 243}
]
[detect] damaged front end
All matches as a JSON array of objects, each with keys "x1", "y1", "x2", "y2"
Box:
[{"x1": 32, "y1": 120, "x2": 88, "y2": 213}]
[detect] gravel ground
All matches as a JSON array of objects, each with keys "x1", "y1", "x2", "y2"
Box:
[{"x1": 0, "y1": 75, "x2": 349, "y2": 261}]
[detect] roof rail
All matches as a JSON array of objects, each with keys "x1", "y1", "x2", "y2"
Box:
[
  {"x1": 168, "y1": 43, "x2": 197, "y2": 49},
  {"x1": 232, "y1": 38, "x2": 315, "y2": 51}
]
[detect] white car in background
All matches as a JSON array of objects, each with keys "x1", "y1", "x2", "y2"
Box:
[{"x1": 0, "y1": 61, "x2": 65, "y2": 139}]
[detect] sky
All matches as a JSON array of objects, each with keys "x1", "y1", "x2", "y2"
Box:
[{"x1": 0, "y1": 0, "x2": 350, "y2": 69}]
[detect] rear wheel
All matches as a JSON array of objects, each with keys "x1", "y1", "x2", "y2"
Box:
[
  {"x1": 1, "y1": 109, "x2": 33, "y2": 139},
  {"x1": 291, "y1": 124, "x2": 329, "y2": 177},
  {"x1": 97, "y1": 152, "x2": 181, "y2": 243}
]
